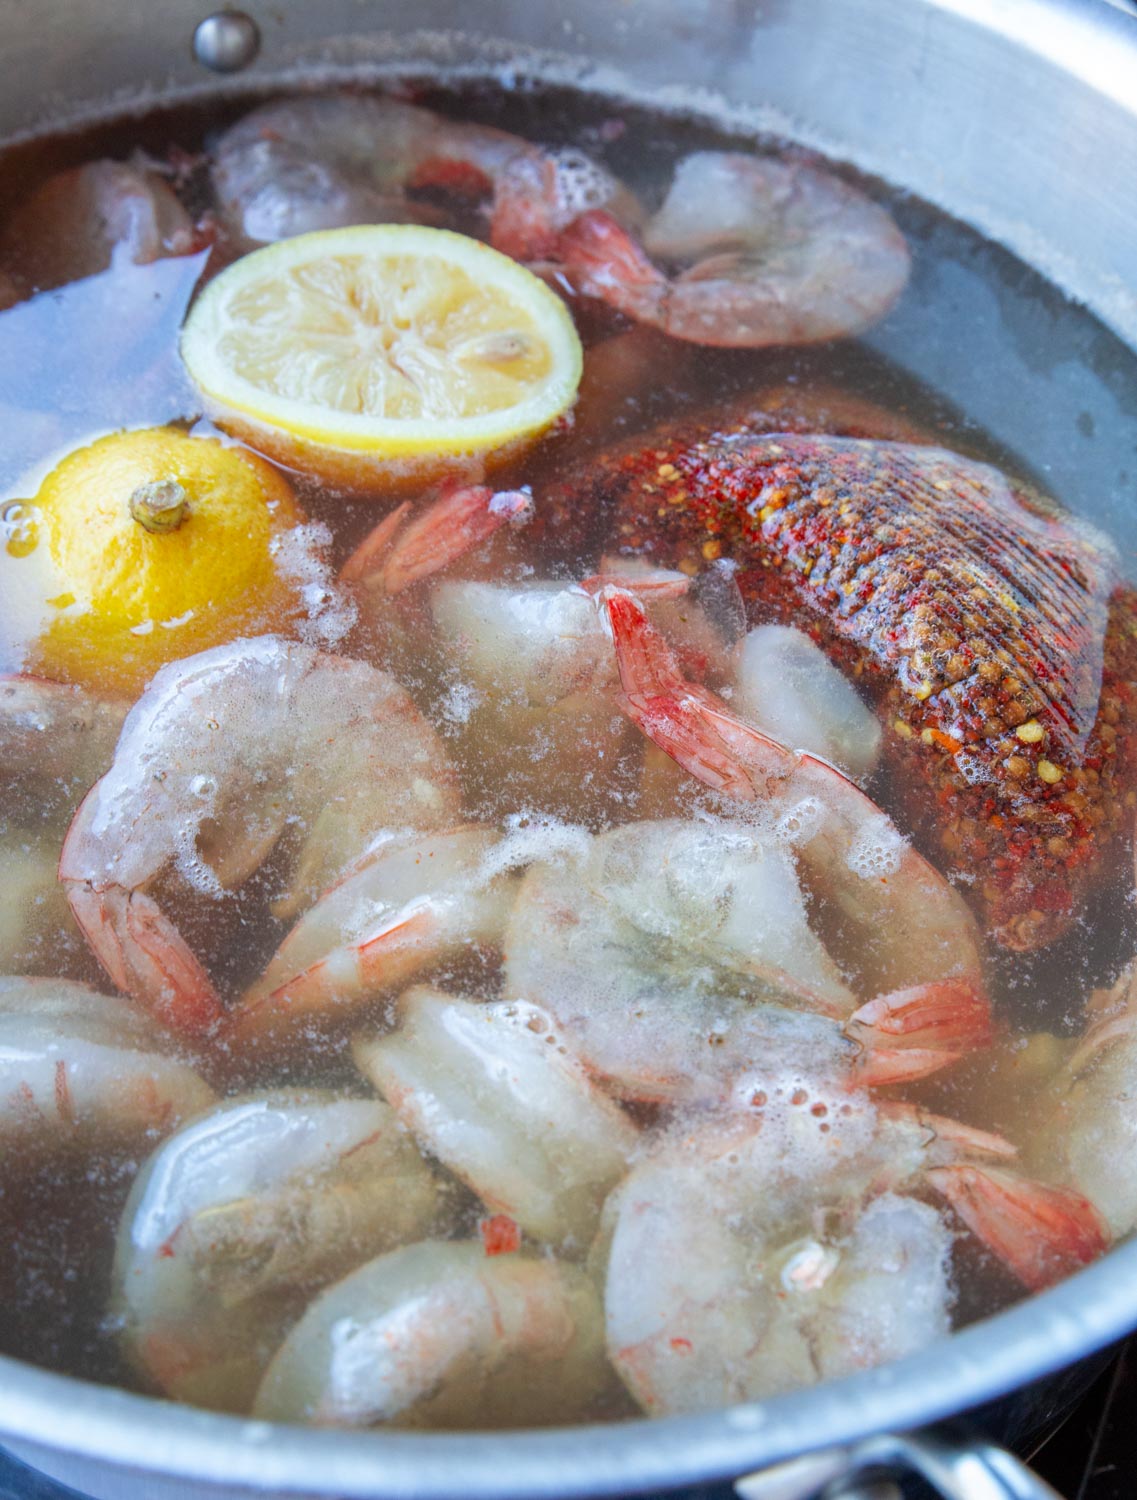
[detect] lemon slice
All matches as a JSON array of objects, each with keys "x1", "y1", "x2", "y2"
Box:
[{"x1": 181, "y1": 225, "x2": 583, "y2": 491}]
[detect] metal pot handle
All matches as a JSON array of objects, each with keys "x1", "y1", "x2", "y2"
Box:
[{"x1": 734, "y1": 1423, "x2": 1064, "y2": 1500}]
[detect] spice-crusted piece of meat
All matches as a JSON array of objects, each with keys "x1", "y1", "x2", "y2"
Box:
[{"x1": 543, "y1": 409, "x2": 1137, "y2": 950}]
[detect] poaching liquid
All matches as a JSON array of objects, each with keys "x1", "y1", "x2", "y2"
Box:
[{"x1": 0, "y1": 77, "x2": 1134, "y2": 1425}]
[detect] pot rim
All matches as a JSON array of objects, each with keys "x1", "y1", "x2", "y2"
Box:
[{"x1": 2, "y1": 1238, "x2": 1135, "y2": 1496}]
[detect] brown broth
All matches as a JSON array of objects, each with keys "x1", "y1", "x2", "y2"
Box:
[{"x1": 0, "y1": 77, "x2": 1135, "y2": 1419}]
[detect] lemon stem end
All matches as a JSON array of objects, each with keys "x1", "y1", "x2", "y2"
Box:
[{"x1": 130, "y1": 480, "x2": 189, "y2": 534}]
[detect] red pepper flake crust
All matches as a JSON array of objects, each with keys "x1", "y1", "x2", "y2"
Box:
[{"x1": 541, "y1": 393, "x2": 1137, "y2": 951}]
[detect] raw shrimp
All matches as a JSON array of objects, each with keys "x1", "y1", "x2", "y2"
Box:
[
  {"x1": 0, "y1": 159, "x2": 197, "y2": 294},
  {"x1": 504, "y1": 816, "x2": 988, "y2": 1103},
  {"x1": 253, "y1": 1239, "x2": 611, "y2": 1428},
  {"x1": 340, "y1": 483, "x2": 534, "y2": 599},
  {"x1": 599, "y1": 1078, "x2": 1107, "y2": 1415},
  {"x1": 355, "y1": 985, "x2": 638, "y2": 1249},
  {"x1": 0, "y1": 677, "x2": 130, "y2": 974},
  {"x1": 228, "y1": 824, "x2": 519, "y2": 1050},
  {"x1": 1, "y1": 675, "x2": 129, "y2": 817},
  {"x1": 1032, "y1": 850, "x2": 1137, "y2": 1238},
  {"x1": 425, "y1": 558, "x2": 737, "y2": 819},
  {"x1": 59, "y1": 636, "x2": 461, "y2": 1038},
  {"x1": 211, "y1": 94, "x2": 634, "y2": 258},
  {"x1": 343, "y1": 481, "x2": 737, "y2": 817},
  {"x1": 637, "y1": 617, "x2": 883, "y2": 812},
  {"x1": 557, "y1": 151, "x2": 909, "y2": 346},
  {"x1": 0, "y1": 835, "x2": 86, "y2": 974},
  {"x1": 1033, "y1": 992, "x2": 1137, "y2": 1237},
  {"x1": 112, "y1": 1090, "x2": 440, "y2": 1412},
  {"x1": 731, "y1": 624, "x2": 882, "y2": 784},
  {"x1": 596, "y1": 591, "x2": 990, "y2": 1065},
  {"x1": 0, "y1": 977, "x2": 214, "y2": 1152}
]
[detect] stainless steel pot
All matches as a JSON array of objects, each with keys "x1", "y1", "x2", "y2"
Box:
[{"x1": 1, "y1": 1, "x2": 1136, "y2": 1496}]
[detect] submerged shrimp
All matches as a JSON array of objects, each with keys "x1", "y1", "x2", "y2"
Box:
[
  {"x1": 594, "y1": 591, "x2": 989, "y2": 1075},
  {"x1": 113, "y1": 1090, "x2": 439, "y2": 1411},
  {"x1": 355, "y1": 985, "x2": 638, "y2": 1250},
  {"x1": 211, "y1": 94, "x2": 634, "y2": 258},
  {"x1": 228, "y1": 824, "x2": 518, "y2": 1050},
  {"x1": 345, "y1": 486, "x2": 737, "y2": 817},
  {"x1": 505, "y1": 816, "x2": 987, "y2": 1103},
  {"x1": 0, "y1": 977, "x2": 214, "y2": 1152},
  {"x1": 59, "y1": 636, "x2": 461, "y2": 1038},
  {"x1": 0, "y1": 675, "x2": 129, "y2": 816},
  {"x1": 253, "y1": 1240, "x2": 611, "y2": 1428},
  {"x1": 730, "y1": 624, "x2": 882, "y2": 785},
  {"x1": 1032, "y1": 980, "x2": 1137, "y2": 1239},
  {"x1": 599, "y1": 1080, "x2": 1107, "y2": 1416},
  {"x1": 1032, "y1": 856, "x2": 1137, "y2": 1238},
  {"x1": 558, "y1": 151, "x2": 909, "y2": 346},
  {"x1": 340, "y1": 483, "x2": 534, "y2": 599},
  {"x1": 443, "y1": 566, "x2": 741, "y2": 817},
  {"x1": 0, "y1": 159, "x2": 197, "y2": 294},
  {"x1": 0, "y1": 676, "x2": 130, "y2": 974}
]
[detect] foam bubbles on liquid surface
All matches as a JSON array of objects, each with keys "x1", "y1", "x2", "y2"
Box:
[
  {"x1": 846, "y1": 814, "x2": 906, "y2": 881},
  {"x1": 476, "y1": 811, "x2": 591, "y2": 885},
  {"x1": 270, "y1": 522, "x2": 357, "y2": 647}
]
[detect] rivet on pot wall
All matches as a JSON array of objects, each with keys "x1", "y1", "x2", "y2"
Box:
[{"x1": 193, "y1": 10, "x2": 261, "y2": 73}]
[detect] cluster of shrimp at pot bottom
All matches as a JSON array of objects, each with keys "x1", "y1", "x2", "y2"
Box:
[{"x1": 2, "y1": 85, "x2": 1136, "y2": 1430}]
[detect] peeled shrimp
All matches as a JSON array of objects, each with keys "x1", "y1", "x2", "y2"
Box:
[
  {"x1": 253, "y1": 1240, "x2": 610, "y2": 1428},
  {"x1": 505, "y1": 812, "x2": 989, "y2": 1104},
  {"x1": 0, "y1": 677, "x2": 130, "y2": 974},
  {"x1": 731, "y1": 624, "x2": 882, "y2": 784},
  {"x1": 0, "y1": 159, "x2": 196, "y2": 293},
  {"x1": 355, "y1": 985, "x2": 638, "y2": 1249},
  {"x1": 599, "y1": 1079, "x2": 1107, "y2": 1416},
  {"x1": 343, "y1": 485, "x2": 534, "y2": 598},
  {"x1": 558, "y1": 150, "x2": 909, "y2": 346},
  {"x1": 212, "y1": 94, "x2": 633, "y2": 258},
  {"x1": 1, "y1": 675, "x2": 129, "y2": 817},
  {"x1": 593, "y1": 591, "x2": 990, "y2": 1080},
  {"x1": 1031, "y1": 900, "x2": 1137, "y2": 1240},
  {"x1": 0, "y1": 836, "x2": 87, "y2": 975},
  {"x1": 425, "y1": 558, "x2": 737, "y2": 818},
  {"x1": 0, "y1": 976, "x2": 214, "y2": 1152},
  {"x1": 59, "y1": 636, "x2": 461, "y2": 1037},
  {"x1": 113, "y1": 1090, "x2": 439, "y2": 1412},
  {"x1": 228, "y1": 824, "x2": 518, "y2": 1050}
]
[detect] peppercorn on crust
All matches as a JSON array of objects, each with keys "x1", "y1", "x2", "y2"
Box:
[{"x1": 543, "y1": 399, "x2": 1137, "y2": 950}]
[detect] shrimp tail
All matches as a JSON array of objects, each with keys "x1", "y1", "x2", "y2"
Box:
[
  {"x1": 926, "y1": 1164, "x2": 1110, "y2": 1291},
  {"x1": 607, "y1": 589, "x2": 753, "y2": 797},
  {"x1": 606, "y1": 588, "x2": 788, "y2": 799},
  {"x1": 339, "y1": 501, "x2": 412, "y2": 584},
  {"x1": 228, "y1": 904, "x2": 444, "y2": 1049},
  {"x1": 489, "y1": 154, "x2": 565, "y2": 262},
  {"x1": 341, "y1": 484, "x2": 533, "y2": 596},
  {"x1": 558, "y1": 209, "x2": 667, "y2": 326},
  {"x1": 848, "y1": 980, "x2": 994, "y2": 1086},
  {"x1": 65, "y1": 882, "x2": 224, "y2": 1039}
]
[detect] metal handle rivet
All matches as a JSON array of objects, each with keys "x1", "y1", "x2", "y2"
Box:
[{"x1": 193, "y1": 10, "x2": 261, "y2": 73}]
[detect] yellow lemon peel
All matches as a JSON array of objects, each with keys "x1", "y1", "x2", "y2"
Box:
[{"x1": 21, "y1": 426, "x2": 306, "y2": 692}]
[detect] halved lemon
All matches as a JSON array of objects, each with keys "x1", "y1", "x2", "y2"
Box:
[
  {"x1": 9, "y1": 425, "x2": 308, "y2": 694},
  {"x1": 181, "y1": 225, "x2": 583, "y2": 492}
]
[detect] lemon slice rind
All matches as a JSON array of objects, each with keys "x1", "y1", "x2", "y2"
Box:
[{"x1": 181, "y1": 225, "x2": 583, "y2": 467}]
